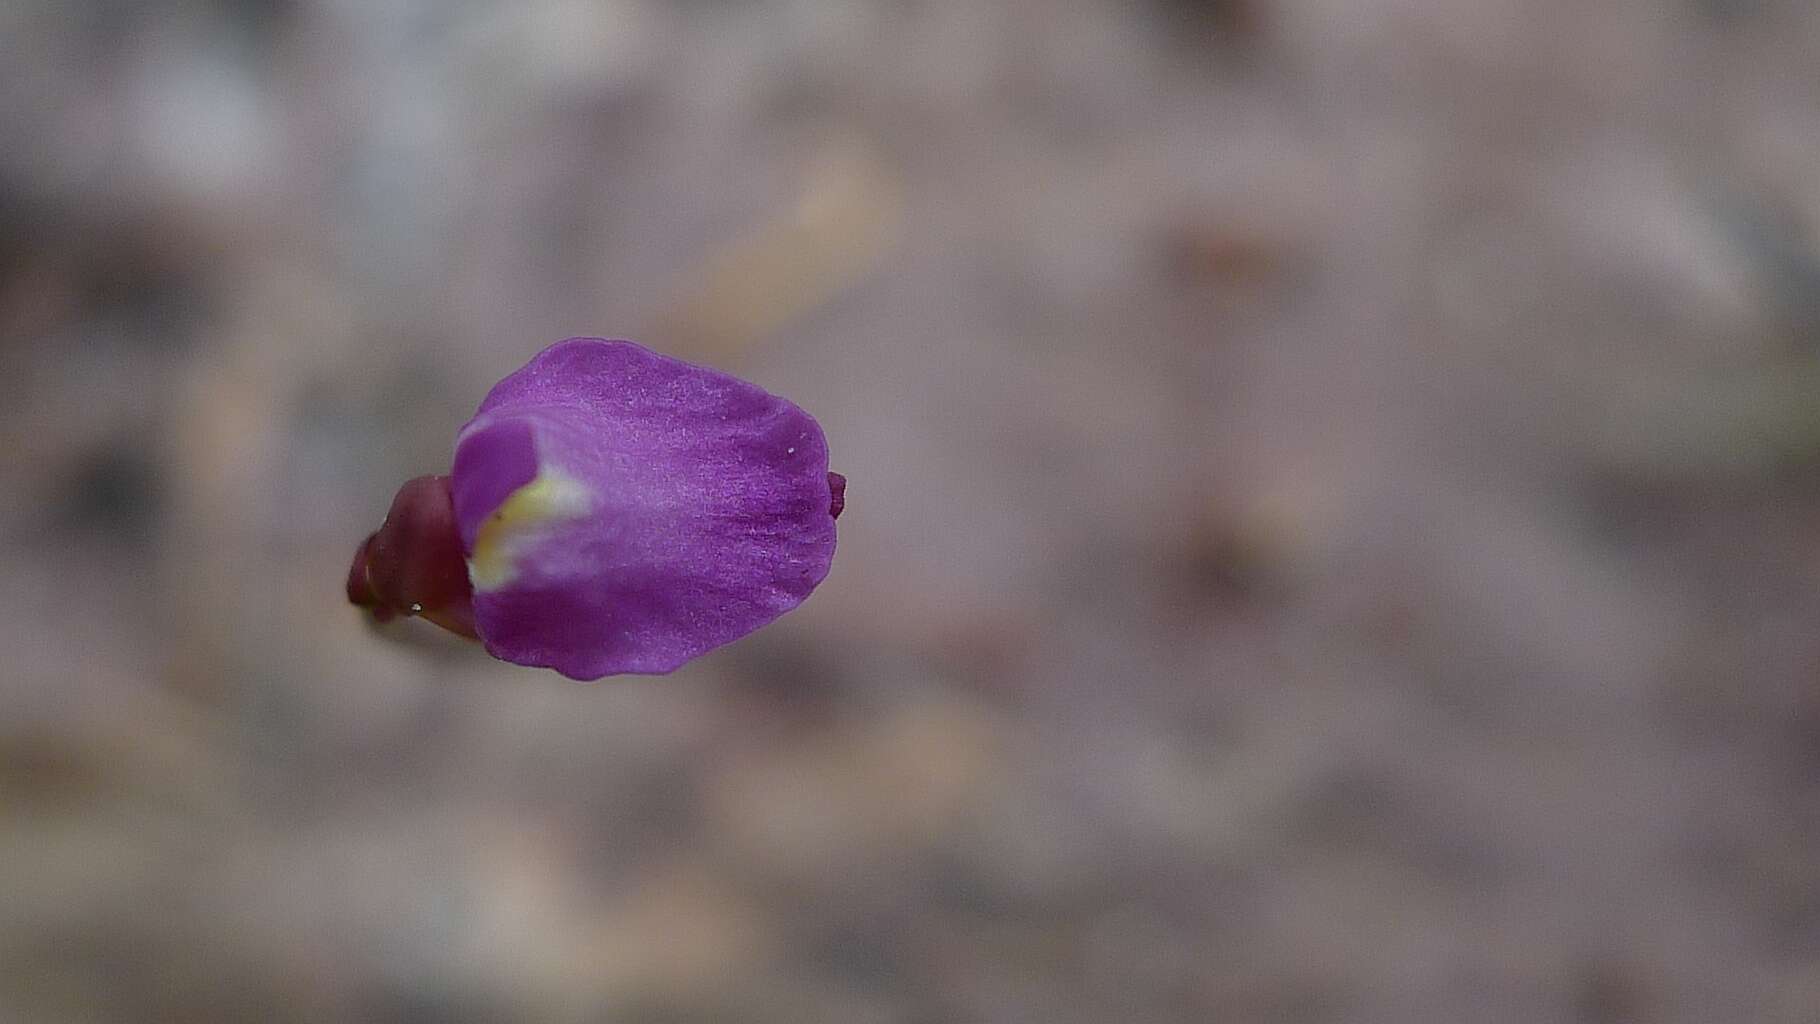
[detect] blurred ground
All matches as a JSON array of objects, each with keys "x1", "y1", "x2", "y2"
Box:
[{"x1": 5, "y1": 1, "x2": 1820, "y2": 1021}]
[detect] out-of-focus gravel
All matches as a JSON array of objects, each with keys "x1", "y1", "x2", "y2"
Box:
[{"x1": 5, "y1": 1, "x2": 1820, "y2": 1020}]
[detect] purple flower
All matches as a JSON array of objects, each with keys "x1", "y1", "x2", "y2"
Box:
[{"x1": 349, "y1": 339, "x2": 844, "y2": 680}]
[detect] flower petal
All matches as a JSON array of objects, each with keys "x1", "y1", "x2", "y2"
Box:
[{"x1": 450, "y1": 339, "x2": 839, "y2": 679}]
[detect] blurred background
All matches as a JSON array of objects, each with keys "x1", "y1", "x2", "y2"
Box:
[{"x1": 4, "y1": 1, "x2": 1820, "y2": 1020}]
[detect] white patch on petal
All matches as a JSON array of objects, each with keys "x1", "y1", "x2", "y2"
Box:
[{"x1": 467, "y1": 469, "x2": 593, "y2": 591}]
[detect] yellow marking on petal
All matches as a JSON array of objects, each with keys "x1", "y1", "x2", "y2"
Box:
[{"x1": 467, "y1": 470, "x2": 593, "y2": 591}]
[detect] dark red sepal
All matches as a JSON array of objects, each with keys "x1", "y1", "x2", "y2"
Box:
[{"x1": 347, "y1": 475, "x2": 477, "y2": 639}]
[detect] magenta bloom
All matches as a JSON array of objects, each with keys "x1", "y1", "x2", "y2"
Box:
[{"x1": 349, "y1": 339, "x2": 844, "y2": 680}]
